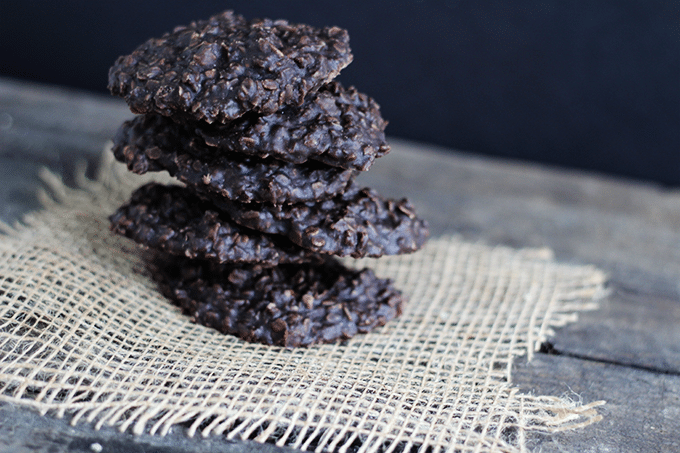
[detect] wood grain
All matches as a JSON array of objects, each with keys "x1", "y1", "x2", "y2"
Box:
[{"x1": 513, "y1": 354, "x2": 680, "y2": 452}]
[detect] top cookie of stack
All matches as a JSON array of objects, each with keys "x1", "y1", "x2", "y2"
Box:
[
  {"x1": 107, "y1": 10, "x2": 429, "y2": 347},
  {"x1": 109, "y1": 10, "x2": 353, "y2": 123}
]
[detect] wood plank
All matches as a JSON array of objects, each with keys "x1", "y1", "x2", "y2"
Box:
[
  {"x1": 0, "y1": 78, "x2": 131, "y2": 224},
  {"x1": 512, "y1": 354, "x2": 680, "y2": 452},
  {"x1": 3, "y1": 77, "x2": 680, "y2": 452},
  {"x1": 547, "y1": 288, "x2": 680, "y2": 373},
  {"x1": 0, "y1": 157, "x2": 44, "y2": 225},
  {"x1": 0, "y1": 77, "x2": 130, "y2": 139},
  {"x1": 360, "y1": 140, "x2": 680, "y2": 373},
  {"x1": 0, "y1": 79, "x2": 127, "y2": 178},
  {"x1": 0, "y1": 401, "x2": 299, "y2": 453},
  {"x1": 362, "y1": 139, "x2": 680, "y2": 299}
]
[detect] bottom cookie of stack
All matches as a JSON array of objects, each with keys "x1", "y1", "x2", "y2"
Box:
[{"x1": 149, "y1": 252, "x2": 403, "y2": 348}]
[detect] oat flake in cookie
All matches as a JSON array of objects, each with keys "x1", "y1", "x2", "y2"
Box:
[
  {"x1": 108, "y1": 10, "x2": 353, "y2": 123},
  {"x1": 112, "y1": 114, "x2": 357, "y2": 205},
  {"x1": 110, "y1": 183, "x2": 319, "y2": 266},
  {"x1": 151, "y1": 253, "x2": 404, "y2": 348}
]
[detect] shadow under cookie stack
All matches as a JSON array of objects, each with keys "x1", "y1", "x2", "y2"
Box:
[{"x1": 107, "y1": 10, "x2": 429, "y2": 347}]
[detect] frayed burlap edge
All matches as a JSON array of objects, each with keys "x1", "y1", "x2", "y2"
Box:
[{"x1": 0, "y1": 149, "x2": 606, "y2": 453}]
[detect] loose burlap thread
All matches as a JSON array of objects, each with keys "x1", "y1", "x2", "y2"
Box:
[{"x1": 0, "y1": 152, "x2": 606, "y2": 452}]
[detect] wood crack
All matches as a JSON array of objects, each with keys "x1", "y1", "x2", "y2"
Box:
[{"x1": 538, "y1": 341, "x2": 680, "y2": 377}]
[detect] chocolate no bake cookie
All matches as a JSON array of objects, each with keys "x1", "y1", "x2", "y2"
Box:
[
  {"x1": 113, "y1": 114, "x2": 356, "y2": 204},
  {"x1": 110, "y1": 183, "x2": 318, "y2": 265},
  {"x1": 107, "y1": 9, "x2": 428, "y2": 347},
  {"x1": 108, "y1": 10, "x2": 352, "y2": 123},
  {"x1": 206, "y1": 183, "x2": 430, "y2": 258},
  {"x1": 192, "y1": 82, "x2": 390, "y2": 171},
  {"x1": 151, "y1": 253, "x2": 404, "y2": 347}
]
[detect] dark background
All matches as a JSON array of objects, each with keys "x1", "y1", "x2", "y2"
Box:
[{"x1": 1, "y1": 1, "x2": 678, "y2": 185}]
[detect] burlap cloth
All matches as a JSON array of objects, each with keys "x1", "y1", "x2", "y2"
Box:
[{"x1": 0, "y1": 152, "x2": 606, "y2": 452}]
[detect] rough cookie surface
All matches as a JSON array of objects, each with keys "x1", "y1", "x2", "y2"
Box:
[
  {"x1": 110, "y1": 183, "x2": 317, "y2": 265},
  {"x1": 192, "y1": 82, "x2": 390, "y2": 171},
  {"x1": 108, "y1": 10, "x2": 352, "y2": 123},
  {"x1": 113, "y1": 114, "x2": 356, "y2": 204},
  {"x1": 206, "y1": 183, "x2": 430, "y2": 258},
  {"x1": 151, "y1": 253, "x2": 404, "y2": 347}
]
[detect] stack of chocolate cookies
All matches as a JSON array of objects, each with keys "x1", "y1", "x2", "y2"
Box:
[{"x1": 107, "y1": 10, "x2": 429, "y2": 347}]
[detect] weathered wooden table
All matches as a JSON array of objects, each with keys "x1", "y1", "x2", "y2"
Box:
[{"x1": 1, "y1": 77, "x2": 678, "y2": 452}]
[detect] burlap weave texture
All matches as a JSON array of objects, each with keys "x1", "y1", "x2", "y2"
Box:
[{"x1": 0, "y1": 154, "x2": 606, "y2": 452}]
